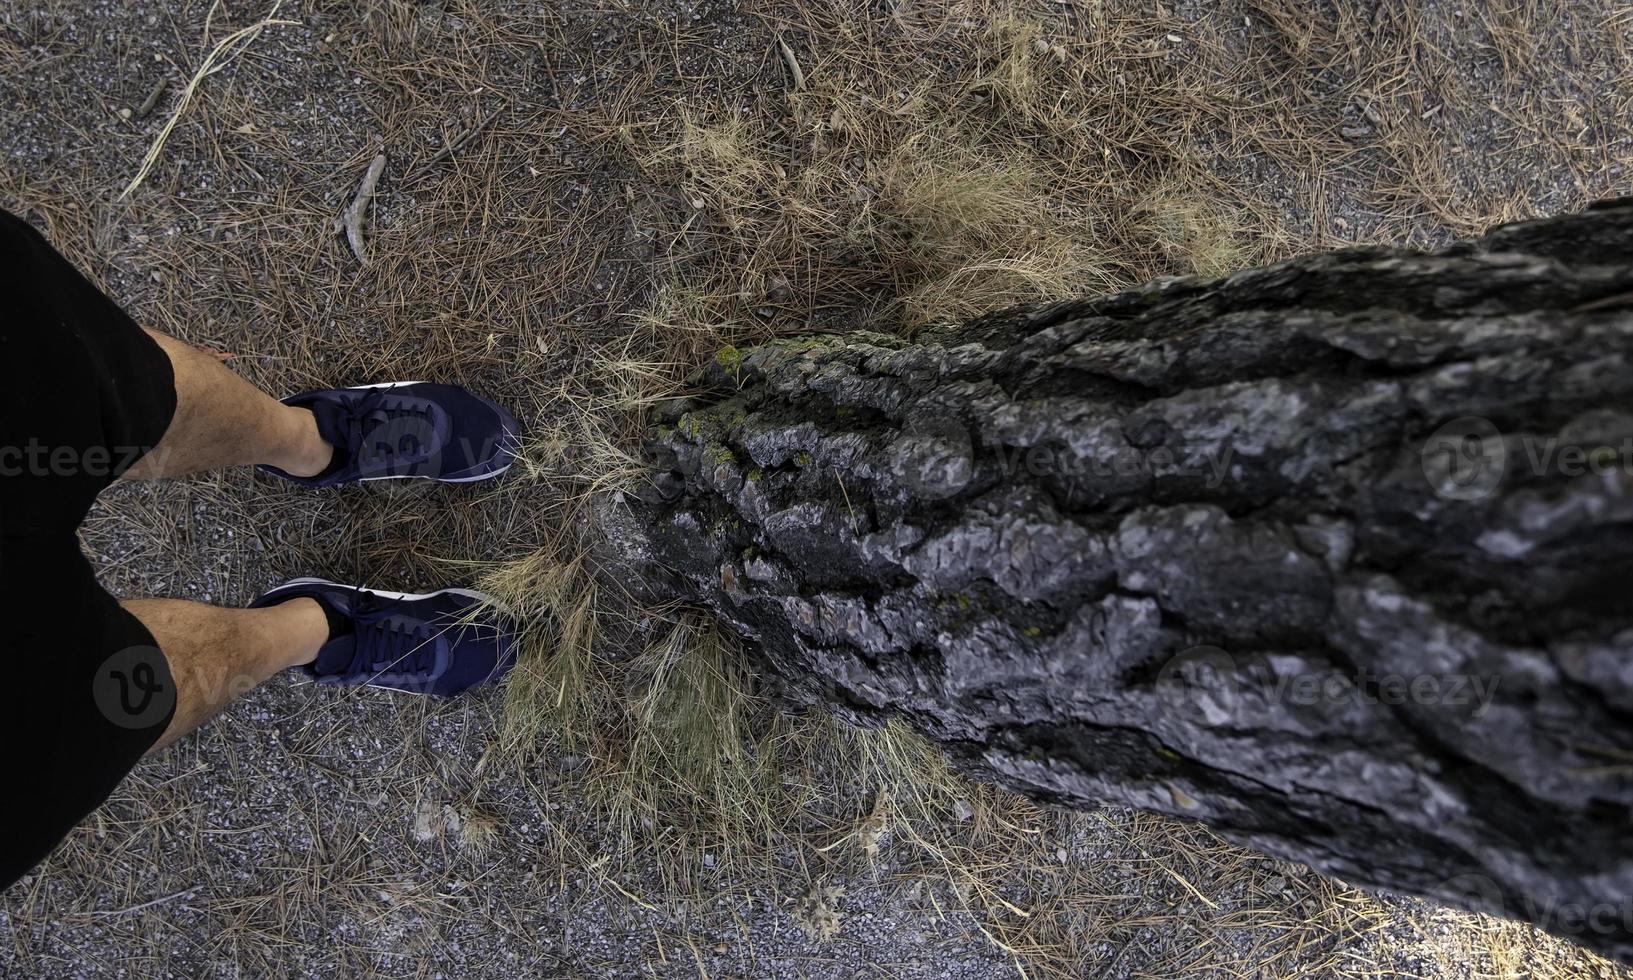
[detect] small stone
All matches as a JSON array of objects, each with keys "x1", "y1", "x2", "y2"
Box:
[
  {"x1": 1167, "y1": 781, "x2": 1201, "y2": 810},
  {"x1": 412, "y1": 800, "x2": 439, "y2": 842}
]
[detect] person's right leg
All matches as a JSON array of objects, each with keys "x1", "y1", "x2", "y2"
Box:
[
  {"x1": 123, "y1": 597, "x2": 330, "y2": 754},
  {"x1": 127, "y1": 578, "x2": 517, "y2": 755}
]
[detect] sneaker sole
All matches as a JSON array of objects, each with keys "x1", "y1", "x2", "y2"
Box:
[
  {"x1": 270, "y1": 576, "x2": 499, "y2": 606},
  {"x1": 313, "y1": 381, "x2": 519, "y2": 485}
]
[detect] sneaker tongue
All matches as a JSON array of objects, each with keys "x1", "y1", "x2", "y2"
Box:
[
  {"x1": 312, "y1": 390, "x2": 453, "y2": 447},
  {"x1": 308, "y1": 398, "x2": 355, "y2": 454},
  {"x1": 304, "y1": 399, "x2": 360, "y2": 482},
  {"x1": 350, "y1": 392, "x2": 452, "y2": 472},
  {"x1": 311, "y1": 634, "x2": 360, "y2": 676},
  {"x1": 357, "y1": 409, "x2": 438, "y2": 464}
]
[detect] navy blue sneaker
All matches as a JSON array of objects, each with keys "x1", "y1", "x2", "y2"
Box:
[
  {"x1": 252, "y1": 578, "x2": 517, "y2": 696},
  {"x1": 260, "y1": 382, "x2": 520, "y2": 486}
]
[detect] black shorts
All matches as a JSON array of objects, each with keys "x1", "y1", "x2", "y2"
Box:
[{"x1": 0, "y1": 208, "x2": 180, "y2": 888}]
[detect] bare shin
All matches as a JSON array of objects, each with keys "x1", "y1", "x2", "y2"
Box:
[
  {"x1": 122, "y1": 329, "x2": 333, "y2": 479},
  {"x1": 123, "y1": 597, "x2": 329, "y2": 753}
]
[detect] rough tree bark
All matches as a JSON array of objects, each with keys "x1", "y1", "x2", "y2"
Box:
[{"x1": 594, "y1": 199, "x2": 1633, "y2": 960}]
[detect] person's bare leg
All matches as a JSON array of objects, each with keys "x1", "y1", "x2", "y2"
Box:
[
  {"x1": 122, "y1": 328, "x2": 334, "y2": 479},
  {"x1": 124, "y1": 597, "x2": 329, "y2": 752}
]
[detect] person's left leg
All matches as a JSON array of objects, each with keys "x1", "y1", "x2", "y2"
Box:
[
  {"x1": 128, "y1": 324, "x2": 520, "y2": 488},
  {"x1": 122, "y1": 328, "x2": 335, "y2": 480}
]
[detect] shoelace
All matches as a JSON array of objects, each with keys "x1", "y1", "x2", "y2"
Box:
[
  {"x1": 344, "y1": 393, "x2": 438, "y2": 464},
  {"x1": 354, "y1": 618, "x2": 439, "y2": 676}
]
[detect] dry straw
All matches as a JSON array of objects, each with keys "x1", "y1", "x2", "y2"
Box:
[{"x1": 119, "y1": 1, "x2": 298, "y2": 201}]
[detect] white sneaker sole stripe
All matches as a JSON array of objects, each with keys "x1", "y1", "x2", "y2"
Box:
[{"x1": 271, "y1": 576, "x2": 498, "y2": 605}]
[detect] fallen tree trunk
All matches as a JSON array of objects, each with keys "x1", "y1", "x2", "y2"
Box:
[{"x1": 594, "y1": 199, "x2": 1633, "y2": 960}]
